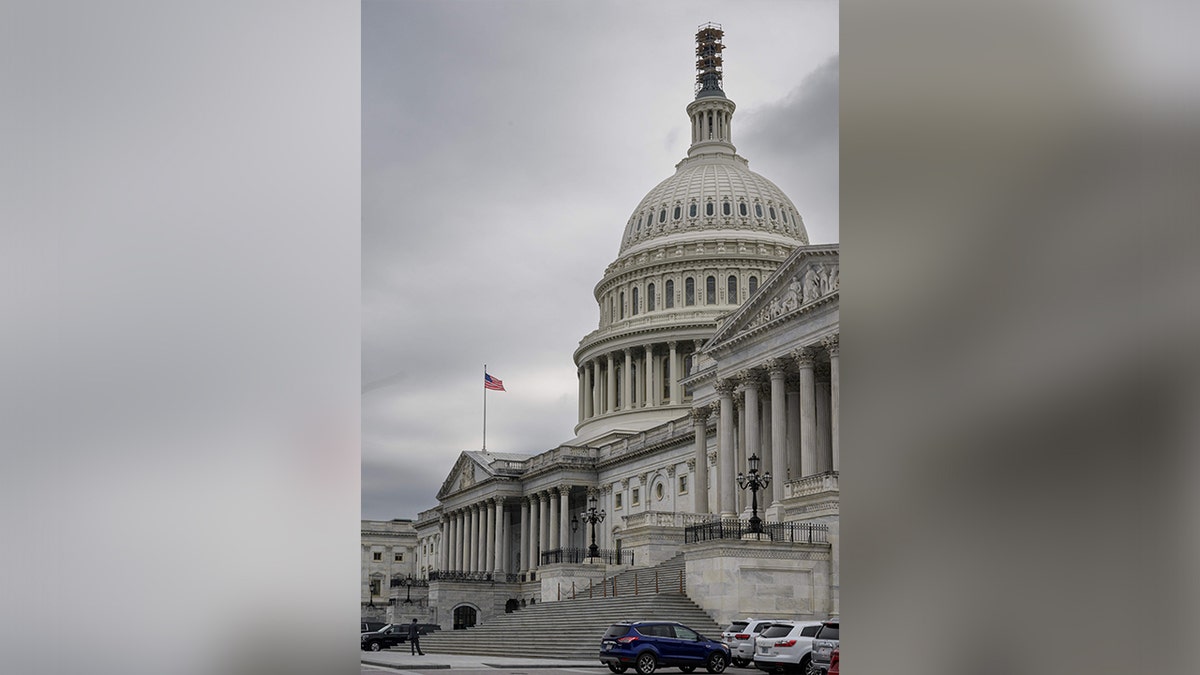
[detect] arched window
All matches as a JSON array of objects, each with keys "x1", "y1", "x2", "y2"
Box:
[
  {"x1": 728, "y1": 275, "x2": 738, "y2": 303},
  {"x1": 689, "y1": 203, "x2": 697, "y2": 218},
  {"x1": 665, "y1": 280, "x2": 674, "y2": 308},
  {"x1": 673, "y1": 206, "x2": 681, "y2": 220},
  {"x1": 705, "y1": 202, "x2": 714, "y2": 217},
  {"x1": 722, "y1": 201, "x2": 731, "y2": 216},
  {"x1": 755, "y1": 203, "x2": 763, "y2": 219},
  {"x1": 685, "y1": 278, "x2": 695, "y2": 306},
  {"x1": 647, "y1": 283, "x2": 656, "y2": 311},
  {"x1": 739, "y1": 202, "x2": 748, "y2": 217},
  {"x1": 706, "y1": 276, "x2": 716, "y2": 305},
  {"x1": 769, "y1": 206, "x2": 777, "y2": 220},
  {"x1": 659, "y1": 208, "x2": 667, "y2": 223},
  {"x1": 636, "y1": 216, "x2": 642, "y2": 232},
  {"x1": 620, "y1": 291, "x2": 625, "y2": 319},
  {"x1": 748, "y1": 275, "x2": 758, "y2": 295},
  {"x1": 632, "y1": 287, "x2": 639, "y2": 315}
]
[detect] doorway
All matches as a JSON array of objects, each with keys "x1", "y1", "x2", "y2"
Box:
[{"x1": 452, "y1": 604, "x2": 477, "y2": 630}]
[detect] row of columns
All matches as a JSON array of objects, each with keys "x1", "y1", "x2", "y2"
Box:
[
  {"x1": 578, "y1": 341, "x2": 698, "y2": 422},
  {"x1": 440, "y1": 486, "x2": 584, "y2": 575},
  {"x1": 694, "y1": 335, "x2": 839, "y2": 518}
]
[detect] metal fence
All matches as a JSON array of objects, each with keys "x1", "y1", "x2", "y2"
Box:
[
  {"x1": 540, "y1": 547, "x2": 635, "y2": 566},
  {"x1": 683, "y1": 518, "x2": 829, "y2": 544}
]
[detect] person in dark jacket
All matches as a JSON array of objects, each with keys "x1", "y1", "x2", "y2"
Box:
[{"x1": 408, "y1": 618, "x2": 424, "y2": 655}]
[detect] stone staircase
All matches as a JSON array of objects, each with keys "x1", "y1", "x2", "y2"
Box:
[{"x1": 419, "y1": 555, "x2": 721, "y2": 659}]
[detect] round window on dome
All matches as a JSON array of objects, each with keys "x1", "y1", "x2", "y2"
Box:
[
  {"x1": 739, "y1": 202, "x2": 748, "y2": 217},
  {"x1": 689, "y1": 203, "x2": 697, "y2": 218},
  {"x1": 673, "y1": 206, "x2": 681, "y2": 220},
  {"x1": 722, "y1": 201, "x2": 731, "y2": 216},
  {"x1": 755, "y1": 204, "x2": 763, "y2": 219},
  {"x1": 706, "y1": 202, "x2": 714, "y2": 217}
]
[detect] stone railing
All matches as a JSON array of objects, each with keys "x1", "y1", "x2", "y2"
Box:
[
  {"x1": 598, "y1": 422, "x2": 696, "y2": 462},
  {"x1": 524, "y1": 445, "x2": 598, "y2": 473},
  {"x1": 784, "y1": 471, "x2": 839, "y2": 499},
  {"x1": 623, "y1": 510, "x2": 718, "y2": 529}
]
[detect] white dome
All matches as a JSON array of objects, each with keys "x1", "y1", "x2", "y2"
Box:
[{"x1": 619, "y1": 155, "x2": 809, "y2": 254}]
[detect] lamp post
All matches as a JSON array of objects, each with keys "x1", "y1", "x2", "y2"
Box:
[
  {"x1": 736, "y1": 453, "x2": 772, "y2": 535},
  {"x1": 402, "y1": 574, "x2": 414, "y2": 604},
  {"x1": 571, "y1": 494, "x2": 607, "y2": 561}
]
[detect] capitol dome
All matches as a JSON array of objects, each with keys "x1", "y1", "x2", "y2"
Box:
[{"x1": 571, "y1": 23, "x2": 811, "y2": 444}]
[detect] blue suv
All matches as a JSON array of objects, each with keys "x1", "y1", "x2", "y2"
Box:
[{"x1": 600, "y1": 621, "x2": 731, "y2": 675}]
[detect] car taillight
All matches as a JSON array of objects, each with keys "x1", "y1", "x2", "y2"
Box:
[
  {"x1": 774, "y1": 639, "x2": 797, "y2": 647},
  {"x1": 735, "y1": 634, "x2": 750, "y2": 640},
  {"x1": 618, "y1": 636, "x2": 639, "y2": 644}
]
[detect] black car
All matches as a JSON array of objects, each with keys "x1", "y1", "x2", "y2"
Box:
[
  {"x1": 361, "y1": 624, "x2": 408, "y2": 652},
  {"x1": 361, "y1": 620, "x2": 387, "y2": 634},
  {"x1": 600, "y1": 621, "x2": 731, "y2": 674}
]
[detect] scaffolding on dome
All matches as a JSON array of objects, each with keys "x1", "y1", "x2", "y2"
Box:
[{"x1": 694, "y1": 22, "x2": 725, "y2": 96}]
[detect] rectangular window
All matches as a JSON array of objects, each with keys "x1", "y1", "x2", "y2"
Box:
[
  {"x1": 372, "y1": 552, "x2": 382, "y2": 561},
  {"x1": 632, "y1": 488, "x2": 640, "y2": 506},
  {"x1": 395, "y1": 553, "x2": 403, "y2": 562},
  {"x1": 615, "y1": 493, "x2": 623, "y2": 509},
  {"x1": 685, "y1": 278, "x2": 695, "y2": 306},
  {"x1": 369, "y1": 580, "x2": 380, "y2": 596},
  {"x1": 679, "y1": 474, "x2": 688, "y2": 494}
]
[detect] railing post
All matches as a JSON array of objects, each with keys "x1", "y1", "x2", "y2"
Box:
[
  {"x1": 635, "y1": 572, "x2": 639, "y2": 596},
  {"x1": 679, "y1": 569, "x2": 684, "y2": 594},
  {"x1": 590, "y1": 579, "x2": 594, "y2": 599},
  {"x1": 558, "y1": 584, "x2": 561, "y2": 601},
  {"x1": 655, "y1": 570, "x2": 659, "y2": 594}
]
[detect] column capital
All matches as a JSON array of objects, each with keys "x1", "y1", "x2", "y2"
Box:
[
  {"x1": 557, "y1": 484, "x2": 572, "y2": 496},
  {"x1": 738, "y1": 369, "x2": 763, "y2": 390},
  {"x1": 587, "y1": 486, "x2": 598, "y2": 499},
  {"x1": 715, "y1": 379, "x2": 736, "y2": 396},
  {"x1": 691, "y1": 407, "x2": 710, "y2": 425},
  {"x1": 668, "y1": 340, "x2": 678, "y2": 349},
  {"x1": 766, "y1": 357, "x2": 789, "y2": 379},
  {"x1": 707, "y1": 450, "x2": 718, "y2": 466},
  {"x1": 601, "y1": 483, "x2": 613, "y2": 494},
  {"x1": 822, "y1": 333, "x2": 840, "y2": 357},
  {"x1": 619, "y1": 477, "x2": 630, "y2": 489},
  {"x1": 686, "y1": 458, "x2": 696, "y2": 471},
  {"x1": 793, "y1": 347, "x2": 817, "y2": 369},
  {"x1": 666, "y1": 465, "x2": 677, "y2": 477}
]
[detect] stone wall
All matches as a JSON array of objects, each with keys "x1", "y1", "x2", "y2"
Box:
[
  {"x1": 538, "y1": 561, "x2": 612, "y2": 601},
  {"x1": 682, "y1": 538, "x2": 832, "y2": 626}
]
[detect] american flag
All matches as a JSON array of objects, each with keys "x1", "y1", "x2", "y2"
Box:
[{"x1": 484, "y1": 373, "x2": 506, "y2": 391}]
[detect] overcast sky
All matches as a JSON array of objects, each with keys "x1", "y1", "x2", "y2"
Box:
[{"x1": 362, "y1": 0, "x2": 840, "y2": 521}]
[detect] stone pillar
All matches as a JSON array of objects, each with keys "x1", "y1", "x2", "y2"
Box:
[
  {"x1": 484, "y1": 499, "x2": 495, "y2": 573},
  {"x1": 519, "y1": 497, "x2": 530, "y2": 574},
  {"x1": 558, "y1": 485, "x2": 572, "y2": 551},
  {"x1": 644, "y1": 345, "x2": 654, "y2": 407},
  {"x1": 454, "y1": 511, "x2": 463, "y2": 571},
  {"x1": 601, "y1": 484, "x2": 612, "y2": 550},
  {"x1": 592, "y1": 360, "x2": 601, "y2": 418},
  {"x1": 464, "y1": 505, "x2": 475, "y2": 572},
  {"x1": 740, "y1": 370, "x2": 761, "y2": 472},
  {"x1": 786, "y1": 377, "x2": 801, "y2": 481},
  {"x1": 583, "y1": 362, "x2": 594, "y2": 419},
  {"x1": 622, "y1": 348, "x2": 632, "y2": 410},
  {"x1": 668, "y1": 341, "x2": 679, "y2": 404},
  {"x1": 816, "y1": 371, "x2": 832, "y2": 473},
  {"x1": 606, "y1": 354, "x2": 617, "y2": 414},
  {"x1": 440, "y1": 517, "x2": 449, "y2": 571},
  {"x1": 578, "y1": 367, "x2": 584, "y2": 423},
  {"x1": 735, "y1": 389, "x2": 746, "y2": 512},
  {"x1": 547, "y1": 489, "x2": 558, "y2": 550},
  {"x1": 528, "y1": 494, "x2": 540, "y2": 572},
  {"x1": 447, "y1": 514, "x2": 457, "y2": 571},
  {"x1": 768, "y1": 359, "x2": 788, "y2": 506},
  {"x1": 824, "y1": 334, "x2": 840, "y2": 472},
  {"x1": 493, "y1": 497, "x2": 505, "y2": 574},
  {"x1": 796, "y1": 347, "x2": 817, "y2": 477},
  {"x1": 539, "y1": 492, "x2": 550, "y2": 558},
  {"x1": 691, "y1": 407, "x2": 710, "y2": 513},
  {"x1": 716, "y1": 379, "x2": 736, "y2": 518}
]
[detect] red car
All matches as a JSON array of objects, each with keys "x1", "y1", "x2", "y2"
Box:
[{"x1": 827, "y1": 648, "x2": 839, "y2": 675}]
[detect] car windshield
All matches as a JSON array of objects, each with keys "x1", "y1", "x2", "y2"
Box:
[
  {"x1": 760, "y1": 625, "x2": 794, "y2": 638},
  {"x1": 604, "y1": 624, "x2": 631, "y2": 639},
  {"x1": 817, "y1": 624, "x2": 840, "y2": 640},
  {"x1": 724, "y1": 622, "x2": 748, "y2": 633}
]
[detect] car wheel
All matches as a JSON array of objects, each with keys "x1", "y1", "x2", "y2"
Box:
[
  {"x1": 797, "y1": 655, "x2": 811, "y2": 674},
  {"x1": 636, "y1": 652, "x2": 658, "y2": 675},
  {"x1": 733, "y1": 658, "x2": 749, "y2": 668},
  {"x1": 608, "y1": 665, "x2": 628, "y2": 674},
  {"x1": 706, "y1": 653, "x2": 728, "y2": 674},
  {"x1": 368, "y1": 641, "x2": 382, "y2": 652}
]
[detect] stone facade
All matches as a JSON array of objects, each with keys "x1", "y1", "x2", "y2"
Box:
[{"x1": 361, "y1": 519, "x2": 418, "y2": 620}]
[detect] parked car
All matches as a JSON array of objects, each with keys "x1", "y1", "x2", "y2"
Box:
[
  {"x1": 600, "y1": 621, "x2": 732, "y2": 675},
  {"x1": 751, "y1": 621, "x2": 823, "y2": 674},
  {"x1": 807, "y1": 621, "x2": 839, "y2": 675},
  {"x1": 826, "y1": 649, "x2": 838, "y2": 675},
  {"x1": 729, "y1": 619, "x2": 787, "y2": 662},
  {"x1": 360, "y1": 624, "x2": 407, "y2": 652},
  {"x1": 361, "y1": 620, "x2": 387, "y2": 634}
]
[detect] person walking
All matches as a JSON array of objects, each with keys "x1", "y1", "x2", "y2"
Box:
[{"x1": 408, "y1": 618, "x2": 424, "y2": 655}]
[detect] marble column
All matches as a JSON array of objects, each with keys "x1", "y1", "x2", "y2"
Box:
[
  {"x1": 762, "y1": 391, "x2": 773, "y2": 477},
  {"x1": 691, "y1": 407, "x2": 710, "y2": 513},
  {"x1": 519, "y1": 497, "x2": 530, "y2": 574},
  {"x1": 786, "y1": 378, "x2": 801, "y2": 481},
  {"x1": 606, "y1": 354, "x2": 617, "y2": 414},
  {"x1": 440, "y1": 517, "x2": 449, "y2": 571},
  {"x1": 644, "y1": 345, "x2": 654, "y2": 407},
  {"x1": 816, "y1": 373, "x2": 832, "y2": 473},
  {"x1": 558, "y1": 485, "x2": 571, "y2": 551},
  {"x1": 549, "y1": 487, "x2": 561, "y2": 550},
  {"x1": 528, "y1": 494, "x2": 540, "y2": 572},
  {"x1": 735, "y1": 390, "x2": 746, "y2": 512},
  {"x1": 768, "y1": 359, "x2": 788, "y2": 506},
  {"x1": 592, "y1": 360, "x2": 601, "y2": 418},
  {"x1": 455, "y1": 511, "x2": 464, "y2": 571},
  {"x1": 716, "y1": 379, "x2": 736, "y2": 518},
  {"x1": 740, "y1": 370, "x2": 761, "y2": 472},
  {"x1": 448, "y1": 513, "x2": 457, "y2": 571},
  {"x1": 668, "y1": 341, "x2": 679, "y2": 404},
  {"x1": 484, "y1": 499, "x2": 495, "y2": 573},
  {"x1": 824, "y1": 334, "x2": 840, "y2": 472},
  {"x1": 622, "y1": 349, "x2": 632, "y2": 410},
  {"x1": 493, "y1": 497, "x2": 505, "y2": 574},
  {"x1": 578, "y1": 367, "x2": 584, "y2": 423},
  {"x1": 796, "y1": 348, "x2": 817, "y2": 477},
  {"x1": 465, "y1": 505, "x2": 475, "y2": 572},
  {"x1": 539, "y1": 492, "x2": 550, "y2": 558},
  {"x1": 583, "y1": 363, "x2": 594, "y2": 419}
]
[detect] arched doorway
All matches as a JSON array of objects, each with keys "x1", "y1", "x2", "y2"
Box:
[
  {"x1": 452, "y1": 605, "x2": 477, "y2": 630},
  {"x1": 505, "y1": 598, "x2": 519, "y2": 613}
]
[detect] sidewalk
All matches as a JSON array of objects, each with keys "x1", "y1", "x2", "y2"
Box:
[{"x1": 361, "y1": 649, "x2": 604, "y2": 670}]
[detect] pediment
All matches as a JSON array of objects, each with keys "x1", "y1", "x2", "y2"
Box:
[
  {"x1": 706, "y1": 244, "x2": 839, "y2": 350},
  {"x1": 435, "y1": 452, "x2": 488, "y2": 500}
]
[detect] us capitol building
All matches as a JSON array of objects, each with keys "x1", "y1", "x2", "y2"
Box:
[{"x1": 365, "y1": 25, "x2": 838, "y2": 630}]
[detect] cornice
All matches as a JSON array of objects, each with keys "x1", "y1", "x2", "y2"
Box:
[
  {"x1": 596, "y1": 252, "x2": 789, "y2": 292},
  {"x1": 709, "y1": 292, "x2": 838, "y2": 353}
]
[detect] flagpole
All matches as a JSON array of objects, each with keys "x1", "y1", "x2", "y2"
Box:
[{"x1": 482, "y1": 364, "x2": 487, "y2": 452}]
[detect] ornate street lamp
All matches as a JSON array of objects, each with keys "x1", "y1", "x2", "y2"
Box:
[
  {"x1": 736, "y1": 453, "x2": 772, "y2": 535},
  {"x1": 402, "y1": 574, "x2": 415, "y2": 604},
  {"x1": 572, "y1": 494, "x2": 607, "y2": 561}
]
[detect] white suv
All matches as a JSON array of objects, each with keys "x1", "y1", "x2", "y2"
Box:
[
  {"x1": 751, "y1": 621, "x2": 824, "y2": 674},
  {"x1": 723, "y1": 618, "x2": 785, "y2": 668}
]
